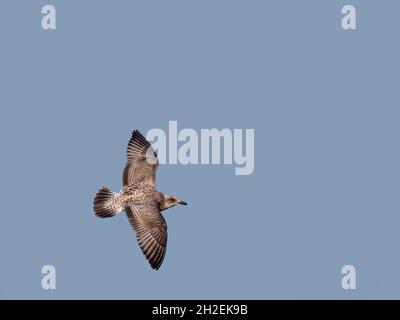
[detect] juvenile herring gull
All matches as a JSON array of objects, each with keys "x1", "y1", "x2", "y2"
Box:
[{"x1": 93, "y1": 130, "x2": 187, "y2": 270}]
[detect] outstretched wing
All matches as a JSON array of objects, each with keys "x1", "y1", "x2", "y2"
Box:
[
  {"x1": 123, "y1": 130, "x2": 159, "y2": 187},
  {"x1": 125, "y1": 204, "x2": 167, "y2": 270}
]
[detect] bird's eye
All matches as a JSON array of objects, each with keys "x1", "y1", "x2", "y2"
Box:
[{"x1": 154, "y1": 151, "x2": 157, "y2": 157}]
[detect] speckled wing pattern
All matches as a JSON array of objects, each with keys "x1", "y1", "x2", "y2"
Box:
[
  {"x1": 126, "y1": 204, "x2": 167, "y2": 270},
  {"x1": 123, "y1": 130, "x2": 167, "y2": 270},
  {"x1": 123, "y1": 129, "x2": 159, "y2": 187}
]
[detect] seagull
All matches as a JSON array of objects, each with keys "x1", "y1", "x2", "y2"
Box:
[{"x1": 93, "y1": 130, "x2": 187, "y2": 270}]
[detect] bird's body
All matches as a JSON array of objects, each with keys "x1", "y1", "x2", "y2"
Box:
[
  {"x1": 120, "y1": 183, "x2": 158, "y2": 207},
  {"x1": 93, "y1": 130, "x2": 187, "y2": 270}
]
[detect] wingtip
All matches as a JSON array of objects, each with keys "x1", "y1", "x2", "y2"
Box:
[
  {"x1": 131, "y1": 129, "x2": 146, "y2": 140},
  {"x1": 152, "y1": 262, "x2": 162, "y2": 271}
]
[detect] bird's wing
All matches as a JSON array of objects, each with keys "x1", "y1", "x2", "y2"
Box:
[
  {"x1": 123, "y1": 130, "x2": 159, "y2": 187},
  {"x1": 125, "y1": 204, "x2": 167, "y2": 270}
]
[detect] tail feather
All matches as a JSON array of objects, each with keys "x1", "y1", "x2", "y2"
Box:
[{"x1": 93, "y1": 187, "x2": 122, "y2": 218}]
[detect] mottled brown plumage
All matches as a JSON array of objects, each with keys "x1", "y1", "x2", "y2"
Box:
[{"x1": 93, "y1": 130, "x2": 187, "y2": 270}]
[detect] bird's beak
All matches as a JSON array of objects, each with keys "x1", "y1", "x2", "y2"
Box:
[{"x1": 178, "y1": 200, "x2": 188, "y2": 205}]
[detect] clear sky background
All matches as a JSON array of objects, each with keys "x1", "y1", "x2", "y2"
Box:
[{"x1": 0, "y1": 0, "x2": 399, "y2": 299}]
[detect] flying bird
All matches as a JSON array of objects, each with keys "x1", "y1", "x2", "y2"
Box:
[{"x1": 93, "y1": 130, "x2": 188, "y2": 270}]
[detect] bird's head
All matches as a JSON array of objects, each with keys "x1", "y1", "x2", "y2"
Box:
[{"x1": 159, "y1": 194, "x2": 188, "y2": 211}]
